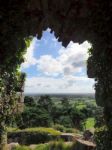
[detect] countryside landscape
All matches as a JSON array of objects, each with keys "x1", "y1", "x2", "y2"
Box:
[
  {"x1": 0, "y1": 1, "x2": 111, "y2": 150},
  {"x1": 7, "y1": 93, "x2": 99, "y2": 149}
]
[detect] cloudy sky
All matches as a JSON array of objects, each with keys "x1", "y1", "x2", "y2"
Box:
[{"x1": 21, "y1": 29, "x2": 95, "y2": 94}]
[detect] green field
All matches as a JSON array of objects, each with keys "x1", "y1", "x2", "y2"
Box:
[{"x1": 85, "y1": 117, "x2": 95, "y2": 130}]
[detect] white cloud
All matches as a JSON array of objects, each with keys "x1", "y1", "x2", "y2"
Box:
[
  {"x1": 52, "y1": 38, "x2": 58, "y2": 42},
  {"x1": 25, "y1": 76, "x2": 94, "y2": 94},
  {"x1": 21, "y1": 35, "x2": 94, "y2": 94},
  {"x1": 37, "y1": 55, "x2": 62, "y2": 76},
  {"x1": 21, "y1": 38, "x2": 38, "y2": 68},
  {"x1": 37, "y1": 41, "x2": 91, "y2": 76}
]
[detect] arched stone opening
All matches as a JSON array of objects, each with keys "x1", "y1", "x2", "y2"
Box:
[{"x1": 0, "y1": 0, "x2": 112, "y2": 149}]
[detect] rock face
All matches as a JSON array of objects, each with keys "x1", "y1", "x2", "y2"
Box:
[
  {"x1": 0, "y1": 1, "x2": 112, "y2": 99},
  {"x1": 0, "y1": 0, "x2": 112, "y2": 52},
  {"x1": 0, "y1": 0, "x2": 112, "y2": 86}
]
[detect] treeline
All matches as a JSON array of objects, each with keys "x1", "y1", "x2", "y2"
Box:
[{"x1": 15, "y1": 95, "x2": 97, "y2": 130}]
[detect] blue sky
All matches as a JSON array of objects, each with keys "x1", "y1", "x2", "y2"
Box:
[{"x1": 21, "y1": 29, "x2": 94, "y2": 94}]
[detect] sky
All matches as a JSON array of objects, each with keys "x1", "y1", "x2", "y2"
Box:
[{"x1": 21, "y1": 28, "x2": 95, "y2": 94}]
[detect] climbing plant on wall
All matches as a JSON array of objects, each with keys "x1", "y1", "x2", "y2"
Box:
[
  {"x1": 0, "y1": 71, "x2": 25, "y2": 149},
  {"x1": 0, "y1": 38, "x2": 28, "y2": 149},
  {"x1": 87, "y1": 42, "x2": 112, "y2": 150}
]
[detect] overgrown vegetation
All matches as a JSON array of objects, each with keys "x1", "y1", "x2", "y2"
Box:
[
  {"x1": 8, "y1": 127, "x2": 61, "y2": 135},
  {"x1": 13, "y1": 141, "x2": 78, "y2": 150},
  {"x1": 14, "y1": 95, "x2": 96, "y2": 132},
  {"x1": 5, "y1": 95, "x2": 97, "y2": 148}
]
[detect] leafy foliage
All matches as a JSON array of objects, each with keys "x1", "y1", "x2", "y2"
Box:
[
  {"x1": 15, "y1": 96, "x2": 96, "y2": 131},
  {"x1": 8, "y1": 127, "x2": 60, "y2": 145},
  {"x1": 14, "y1": 141, "x2": 76, "y2": 150}
]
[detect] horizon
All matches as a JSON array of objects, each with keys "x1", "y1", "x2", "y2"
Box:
[{"x1": 24, "y1": 92, "x2": 95, "y2": 96}]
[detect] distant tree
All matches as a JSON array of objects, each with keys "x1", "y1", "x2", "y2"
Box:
[
  {"x1": 58, "y1": 116, "x2": 73, "y2": 128},
  {"x1": 61, "y1": 97, "x2": 70, "y2": 108},
  {"x1": 24, "y1": 96, "x2": 35, "y2": 106},
  {"x1": 70, "y1": 107, "x2": 85, "y2": 130},
  {"x1": 61, "y1": 97, "x2": 71, "y2": 115},
  {"x1": 38, "y1": 95, "x2": 54, "y2": 113},
  {"x1": 16, "y1": 96, "x2": 53, "y2": 128},
  {"x1": 80, "y1": 107, "x2": 89, "y2": 118},
  {"x1": 51, "y1": 106, "x2": 62, "y2": 124}
]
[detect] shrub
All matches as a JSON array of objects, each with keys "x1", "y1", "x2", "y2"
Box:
[
  {"x1": 14, "y1": 142, "x2": 72, "y2": 150},
  {"x1": 95, "y1": 126, "x2": 111, "y2": 150},
  {"x1": 34, "y1": 144, "x2": 50, "y2": 150},
  {"x1": 8, "y1": 131, "x2": 52, "y2": 145},
  {"x1": 13, "y1": 145, "x2": 31, "y2": 150},
  {"x1": 8, "y1": 127, "x2": 61, "y2": 145},
  {"x1": 35, "y1": 141, "x2": 73, "y2": 150},
  {"x1": 52, "y1": 124, "x2": 65, "y2": 132},
  {"x1": 64, "y1": 128, "x2": 74, "y2": 133}
]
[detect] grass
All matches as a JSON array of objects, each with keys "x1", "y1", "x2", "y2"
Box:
[
  {"x1": 76, "y1": 102, "x2": 86, "y2": 110},
  {"x1": 14, "y1": 141, "x2": 76, "y2": 150},
  {"x1": 13, "y1": 146, "x2": 31, "y2": 150},
  {"x1": 24, "y1": 127, "x2": 61, "y2": 135},
  {"x1": 7, "y1": 127, "x2": 61, "y2": 136},
  {"x1": 7, "y1": 127, "x2": 20, "y2": 132},
  {"x1": 85, "y1": 117, "x2": 95, "y2": 130},
  {"x1": 34, "y1": 143, "x2": 49, "y2": 150},
  {"x1": 76, "y1": 104, "x2": 86, "y2": 110}
]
